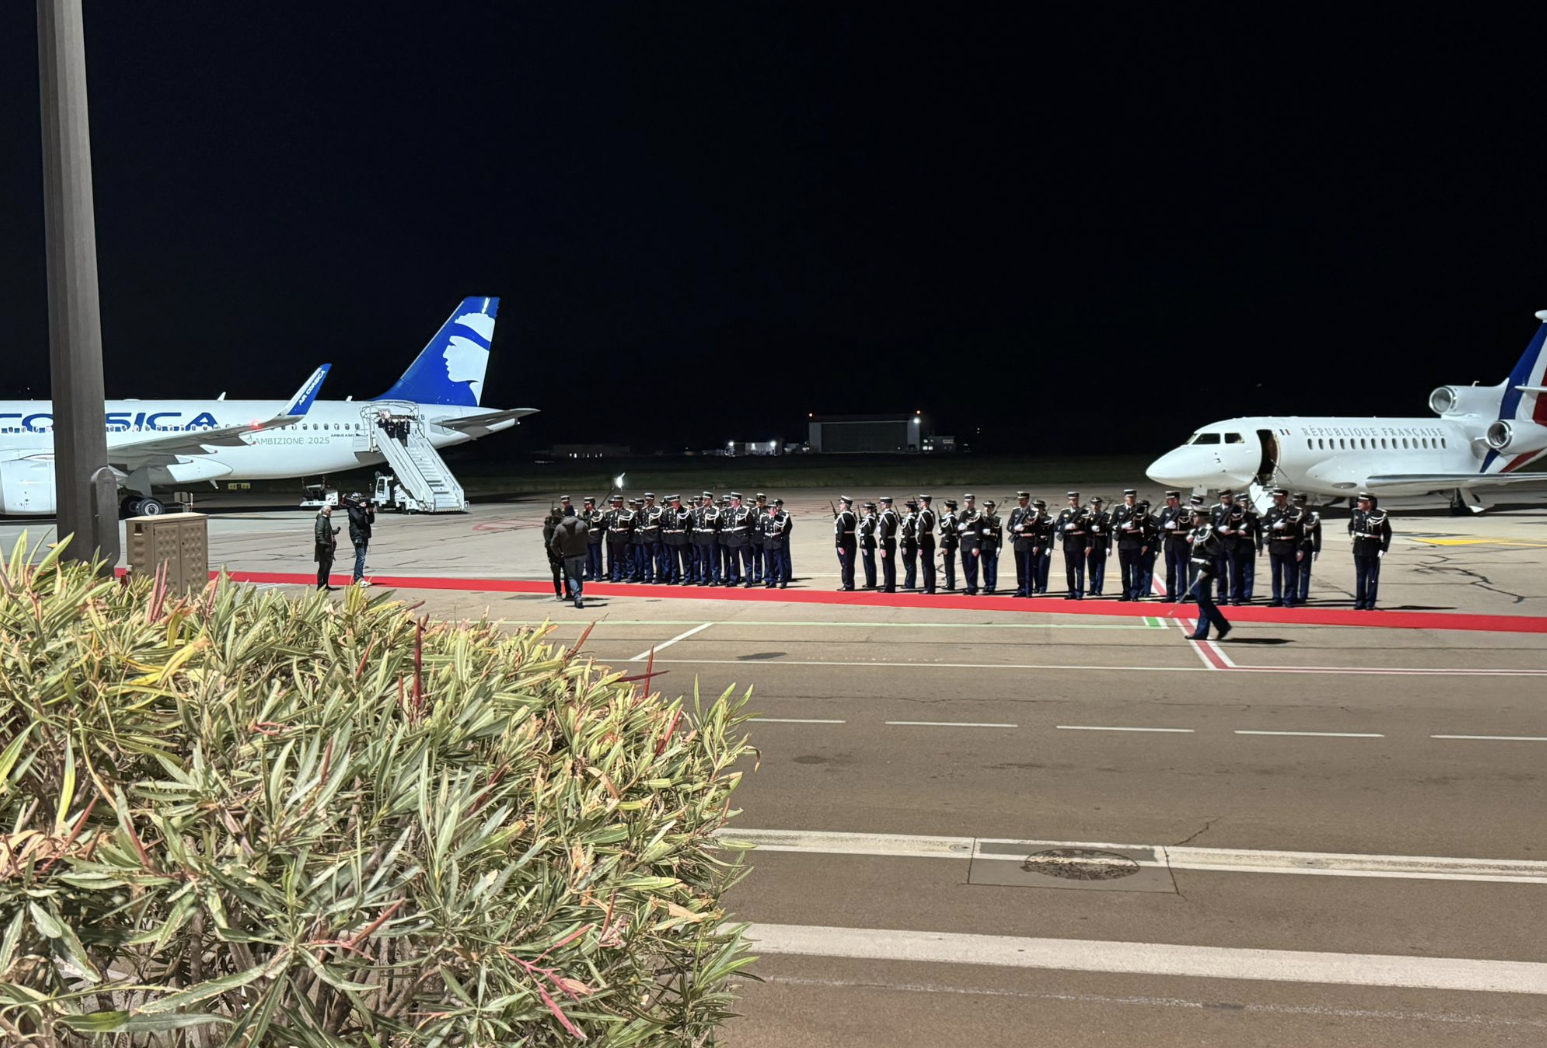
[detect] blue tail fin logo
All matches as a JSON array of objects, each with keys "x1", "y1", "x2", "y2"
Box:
[{"x1": 376, "y1": 296, "x2": 499, "y2": 406}]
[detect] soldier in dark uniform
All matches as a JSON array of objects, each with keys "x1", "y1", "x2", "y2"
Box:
[
  {"x1": 691, "y1": 492, "x2": 720, "y2": 586},
  {"x1": 917, "y1": 495, "x2": 938, "y2": 594},
  {"x1": 763, "y1": 499, "x2": 790, "y2": 588},
  {"x1": 1349, "y1": 492, "x2": 1392, "y2": 610},
  {"x1": 1157, "y1": 491, "x2": 1189, "y2": 602},
  {"x1": 604, "y1": 496, "x2": 632, "y2": 582},
  {"x1": 979, "y1": 499, "x2": 1003, "y2": 593},
  {"x1": 1031, "y1": 499, "x2": 1054, "y2": 594},
  {"x1": 1137, "y1": 500, "x2": 1160, "y2": 597},
  {"x1": 1262, "y1": 488, "x2": 1303, "y2": 607},
  {"x1": 900, "y1": 500, "x2": 920, "y2": 590},
  {"x1": 716, "y1": 496, "x2": 733, "y2": 583},
  {"x1": 1293, "y1": 493, "x2": 1321, "y2": 604},
  {"x1": 637, "y1": 493, "x2": 663, "y2": 583},
  {"x1": 582, "y1": 497, "x2": 605, "y2": 582},
  {"x1": 722, "y1": 492, "x2": 751, "y2": 586},
  {"x1": 749, "y1": 493, "x2": 768, "y2": 585},
  {"x1": 1114, "y1": 489, "x2": 1148, "y2": 601},
  {"x1": 1008, "y1": 491, "x2": 1034, "y2": 597},
  {"x1": 875, "y1": 496, "x2": 899, "y2": 592},
  {"x1": 623, "y1": 500, "x2": 643, "y2": 581},
  {"x1": 1086, "y1": 496, "x2": 1111, "y2": 596},
  {"x1": 957, "y1": 494, "x2": 982, "y2": 595},
  {"x1": 1234, "y1": 495, "x2": 1262, "y2": 603},
  {"x1": 858, "y1": 501, "x2": 879, "y2": 589},
  {"x1": 542, "y1": 503, "x2": 572, "y2": 600},
  {"x1": 662, "y1": 495, "x2": 691, "y2": 584},
  {"x1": 833, "y1": 495, "x2": 858, "y2": 590},
  {"x1": 1209, "y1": 490, "x2": 1238, "y2": 603},
  {"x1": 939, "y1": 499, "x2": 959, "y2": 591},
  {"x1": 1055, "y1": 492, "x2": 1089, "y2": 600},
  {"x1": 1186, "y1": 506, "x2": 1231, "y2": 640}
]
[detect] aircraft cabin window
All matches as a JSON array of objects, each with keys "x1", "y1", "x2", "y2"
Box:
[
  {"x1": 1225, "y1": 433, "x2": 1244, "y2": 444},
  {"x1": 1380, "y1": 438, "x2": 1388, "y2": 449},
  {"x1": 1441, "y1": 438, "x2": 1448, "y2": 448},
  {"x1": 1306, "y1": 439, "x2": 1313, "y2": 450}
]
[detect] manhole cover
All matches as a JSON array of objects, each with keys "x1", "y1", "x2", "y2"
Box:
[
  {"x1": 736, "y1": 652, "x2": 786, "y2": 661},
  {"x1": 1021, "y1": 848, "x2": 1142, "y2": 881}
]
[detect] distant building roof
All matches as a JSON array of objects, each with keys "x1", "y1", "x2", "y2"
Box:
[{"x1": 809, "y1": 413, "x2": 921, "y2": 424}]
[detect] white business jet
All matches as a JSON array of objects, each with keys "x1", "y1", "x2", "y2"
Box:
[{"x1": 1147, "y1": 309, "x2": 1547, "y2": 512}]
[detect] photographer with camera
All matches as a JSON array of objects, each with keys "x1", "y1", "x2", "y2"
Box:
[{"x1": 343, "y1": 491, "x2": 376, "y2": 587}]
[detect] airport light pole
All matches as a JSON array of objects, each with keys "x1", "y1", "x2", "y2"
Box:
[{"x1": 37, "y1": 0, "x2": 118, "y2": 568}]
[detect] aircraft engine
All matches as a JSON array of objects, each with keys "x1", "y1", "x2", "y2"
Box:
[
  {"x1": 1429, "y1": 386, "x2": 1499, "y2": 417},
  {"x1": 1485, "y1": 419, "x2": 1547, "y2": 454},
  {"x1": 0, "y1": 459, "x2": 57, "y2": 515}
]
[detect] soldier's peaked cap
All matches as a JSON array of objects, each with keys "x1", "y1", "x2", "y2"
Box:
[
  {"x1": 905, "y1": 500, "x2": 918, "y2": 508},
  {"x1": 730, "y1": 491, "x2": 742, "y2": 499},
  {"x1": 559, "y1": 494, "x2": 571, "y2": 501},
  {"x1": 919, "y1": 494, "x2": 932, "y2": 501},
  {"x1": 667, "y1": 494, "x2": 681, "y2": 501},
  {"x1": 1270, "y1": 487, "x2": 1287, "y2": 496},
  {"x1": 863, "y1": 501, "x2": 877, "y2": 509},
  {"x1": 756, "y1": 492, "x2": 767, "y2": 499},
  {"x1": 701, "y1": 490, "x2": 713, "y2": 497},
  {"x1": 1357, "y1": 491, "x2": 1373, "y2": 500},
  {"x1": 1033, "y1": 498, "x2": 1046, "y2": 507},
  {"x1": 1017, "y1": 491, "x2": 1030, "y2": 498},
  {"x1": 583, "y1": 496, "x2": 595, "y2": 503},
  {"x1": 1123, "y1": 489, "x2": 1136, "y2": 496},
  {"x1": 944, "y1": 499, "x2": 958, "y2": 507},
  {"x1": 984, "y1": 499, "x2": 996, "y2": 507},
  {"x1": 1218, "y1": 488, "x2": 1234, "y2": 496},
  {"x1": 839, "y1": 495, "x2": 853, "y2": 503},
  {"x1": 1066, "y1": 491, "x2": 1080, "y2": 498},
  {"x1": 879, "y1": 495, "x2": 893, "y2": 502},
  {"x1": 1188, "y1": 495, "x2": 1205, "y2": 506},
  {"x1": 1091, "y1": 496, "x2": 1105, "y2": 504},
  {"x1": 1292, "y1": 492, "x2": 1309, "y2": 502},
  {"x1": 644, "y1": 492, "x2": 655, "y2": 498},
  {"x1": 773, "y1": 498, "x2": 783, "y2": 505},
  {"x1": 1165, "y1": 490, "x2": 1182, "y2": 498},
  {"x1": 611, "y1": 495, "x2": 623, "y2": 501}
]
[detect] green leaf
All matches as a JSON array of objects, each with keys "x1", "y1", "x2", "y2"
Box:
[
  {"x1": 55, "y1": 735, "x2": 75, "y2": 834},
  {"x1": 61, "y1": 1010, "x2": 231, "y2": 1033},
  {"x1": 27, "y1": 900, "x2": 62, "y2": 939},
  {"x1": 0, "y1": 723, "x2": 34, "y2": 787},
  {"x1": 136, "y1": 958, "x2": 276, "y2": 1014}
]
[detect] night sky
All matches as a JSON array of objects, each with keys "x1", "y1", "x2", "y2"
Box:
[{"x1": 4, "y1": 5, "x2": 1547, "y2": 455}]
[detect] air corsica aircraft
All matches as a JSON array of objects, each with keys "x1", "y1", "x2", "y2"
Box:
[
  {"x1": 0, "y1": 297, "x2": 536, "y2": 516},
  {"x1": 1147, "y1": 309, "x2": 1547, "y2": 513}
]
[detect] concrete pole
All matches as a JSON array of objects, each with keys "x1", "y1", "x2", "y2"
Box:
[{"x1": 37, "y1": 0, "x2": 118, "y2": 568}]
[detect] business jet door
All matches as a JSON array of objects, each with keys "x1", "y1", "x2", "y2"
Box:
[{"x1": 1255, "y1": 429, "x2": 1279, "y2": 485}]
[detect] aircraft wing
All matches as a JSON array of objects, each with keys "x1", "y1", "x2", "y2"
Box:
[
  {"x1": 428, "y1": 406, "x2": 539, "y2": 437},
  {"x1": 109, "y1": 365, "x2": 330, "y2": 469},
  {"x1": 1364, "y1": 472, "x2": 1547, "y2": 491}
]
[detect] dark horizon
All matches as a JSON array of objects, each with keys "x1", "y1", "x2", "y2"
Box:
[{"x1": 5, "y1": 5, "x2": 1547, "y2": 456}]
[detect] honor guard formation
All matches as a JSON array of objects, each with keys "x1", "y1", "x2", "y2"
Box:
[
  {"x1": 537, "y1": 486, "x2": 1391, "y2": 614},
  {"x1": 561, "y1": 492, "x2": 794, "y2": 589}
]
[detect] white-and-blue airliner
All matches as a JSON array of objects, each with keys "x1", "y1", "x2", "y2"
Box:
[{"x1": 0, "y1": 297, "x2": 535, "y2": 516}]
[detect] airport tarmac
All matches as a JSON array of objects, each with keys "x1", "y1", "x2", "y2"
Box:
[{"x1": 5, "y1": 487, "x2": 1547, "y2": 1045}]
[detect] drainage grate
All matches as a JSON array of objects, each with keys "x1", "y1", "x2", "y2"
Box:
[{"x1": 969, "y1": 841, "x2": 1176, "y2": 893}]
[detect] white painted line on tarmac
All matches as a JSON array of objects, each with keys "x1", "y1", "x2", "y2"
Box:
[
  {"x1": 1235, "y1": 730, "x2": 1385, "y2": 738},
  {"x1": 885, "y1": 720, "x2": 1018, "y2": 729},
  {"x1": 1432, "y1": 734, "x2": 1547, "y2": 742},
  {"x1": 1207, "y1": 640, "x2": 1237, "y2": 667},
  {"x1": 758, "y1": 718, "x2": 847, "y2": 724},
  {"x1": 760, "y1": 975, "x2": 1547, "y2": 1030},
  {"x1": 508, "y1": 618, "x2": 1167, "y2": 630},
  {"x1": 1188, "y1": 639, "x2": 1220, "y2": 670},
  {"x1": 720, "y1": 828, "x2": 1547, "y2": 884},
  {"x1": 1057, "y1": 725, "x2": 1196, "y2": 733},
  {"x1": 629, "y1": 621, "x2": 712, "y2": 662},
  {"x1": 653, "y1": 658, "x2": 1205, "y2": 672},
  {"x1": 748, "y1": 923, "x2": 1547, "y2": 994},
  {"x1": 754, "y1": 922, "x2": 1547, "y2": 994}
]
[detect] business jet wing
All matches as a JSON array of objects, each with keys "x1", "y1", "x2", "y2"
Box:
[
  {"x1": 1364, "y1": 472, "x2": 1547, "y2": 491},
  {"x1": 109, "y1": 365, "x2": 330, "y2": 469},
  {"x1": 427, "y1": 406, "x2": 539, "y2": 437}
]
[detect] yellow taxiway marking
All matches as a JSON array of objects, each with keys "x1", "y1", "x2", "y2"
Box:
[{"x1": 1411, "y1": 537, "x2": 1547, "y2": 548}]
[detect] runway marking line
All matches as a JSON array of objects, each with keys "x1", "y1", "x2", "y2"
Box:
[
  {"x1": 720, "y1": 828, "x2": 1547, "y2": 884},
  {"x1": 885, "y1": 721, "x2": 1018, "y2": 729},
  {"x1": 1057, "y1": 725, "x2": 1195, "y2": 733},
  {"x1": 649, "y1": 656, "x2": 1547, "y2": 677},
  {"x1": 200, "y1": 571, "x2": 1547, "y2": 635},
  {"x1": 1234, "y1": 730, "x2": 1384, "y2": 738},
  {"x1": 628, "y1": 621, "x2": 711, "y2": 662},
  {"x1": 758, "y1": 718, "x2": 847, "y2": 725},
  {"x1": 1432, "y1": 734, "x2": 1547, "y2": 742},
  {"x1": 747, "y1": 923, "x2": 1547, "y2": 995}
]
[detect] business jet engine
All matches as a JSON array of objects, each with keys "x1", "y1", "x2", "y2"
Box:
[{"x1": 1485, "y1": 419, "x2": 1547, "y2": 454}]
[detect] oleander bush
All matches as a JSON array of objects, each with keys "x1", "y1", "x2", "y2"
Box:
[{"x1": 0, "y1": 536, "x2": 755, "y2": 1046}]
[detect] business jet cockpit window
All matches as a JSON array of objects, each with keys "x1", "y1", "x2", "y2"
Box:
[
  {"x1": 1186, "y1": 432, "x2": 1222, "y2": 444},
  {"x1": 1224, "y1": 433, "x2": 1245, "y2": 443}
]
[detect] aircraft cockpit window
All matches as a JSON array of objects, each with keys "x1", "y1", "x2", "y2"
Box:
[
  {"x1": 1187, "y1": 432, "x2": 1221, "y2": 445},
  {"x1": 1224, "y1": 433, "x2": 1244, "y2": 444}
]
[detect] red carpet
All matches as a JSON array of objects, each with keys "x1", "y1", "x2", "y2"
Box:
[{"x1": 206, "y1": 571, "x2": 1547, "y2": 635}]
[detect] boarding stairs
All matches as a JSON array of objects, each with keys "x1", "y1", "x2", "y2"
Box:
[{"x1": 363, "y1": 402, "x2": 468, "y2": 513}]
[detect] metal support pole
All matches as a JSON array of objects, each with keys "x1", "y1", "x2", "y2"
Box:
[{"x1": 38, "y1": 0, "x2": 118, "y2": 568}]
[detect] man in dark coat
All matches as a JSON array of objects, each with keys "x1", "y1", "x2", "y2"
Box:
[{"x1": 314, "y1": 504, "x2": 339, "y2": 590}]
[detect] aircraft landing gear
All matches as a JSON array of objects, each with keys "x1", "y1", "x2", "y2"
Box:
[
  {"x1": 1449, "y1": 489, "x2": 1468, "y2": 516},
  {"x1": 120, "y1": 495, "x2": 166, "y2": 518}
]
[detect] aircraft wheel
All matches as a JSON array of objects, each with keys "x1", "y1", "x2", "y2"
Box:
[{"x1": 138, "y1": 497, "x2": 166, "y2": 516}]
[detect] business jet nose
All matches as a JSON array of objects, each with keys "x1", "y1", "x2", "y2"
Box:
[{"x1": 1146, "y1": 447, "x2": 1203, "y2": 487}]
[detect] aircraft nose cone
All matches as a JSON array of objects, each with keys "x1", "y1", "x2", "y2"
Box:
[{"x1": 1146, "y1": 449, "x2": 1192, "y2": 486}]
